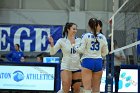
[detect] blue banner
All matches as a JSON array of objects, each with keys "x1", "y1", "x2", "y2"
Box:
[{"x1": 0, "y1": 25, "x2": 63, "y2": 52}]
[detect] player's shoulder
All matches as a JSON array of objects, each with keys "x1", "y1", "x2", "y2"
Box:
[
  {"x1": 98, "y1": 33, "x2": 105, "y2": 37},
  {"x1": 58, "y1": 38, "x2": 63, "y2": 40},
  {"x1": 75, "y1": 37, "x2": 81, "y2": 40},
  {"x1": 98, "y1": 33, "x2": 106, "y2": 39},
  {"x1": 81, "y1": 32, "x2": 92, "y2": 38},
  {"x1": 85, "y1": 32, "x2": 92, "y2": 35},
  {"x1": 57, "y1": 38, "x2": 65, "y2": 42}
]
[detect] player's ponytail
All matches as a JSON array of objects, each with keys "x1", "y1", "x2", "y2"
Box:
[
  {"x1": 97, "y1": 20, "x2": 103, "y2": 34},
  {"x1": 88, "y1": 18, "x2": 98, "y2": 43},
  {"x1": 63, "y1": 22, "x2": 69, "y2": 38}
]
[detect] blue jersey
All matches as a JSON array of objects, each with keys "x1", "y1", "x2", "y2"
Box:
[{"x1": 6, "y1": 51, "x2": 24, "y2": 62}]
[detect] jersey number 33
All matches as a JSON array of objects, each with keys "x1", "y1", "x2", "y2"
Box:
[{"x1": 90, "y1": 41, "x2": 100, "y2": 51}]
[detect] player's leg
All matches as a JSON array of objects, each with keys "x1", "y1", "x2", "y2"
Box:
[
  {"x1": 81, "y1": 58, "x2": 94, "y2": 93},
  {"x1": 91, "y1": 71, "x2": 102, "y2": 93},
  {"x1": 81, "y1": 68, "x2": 92, "y2": 93},
  {"x1": 61, "y1": 70, "x2": 72, "y2": 93},
  {"x1": 71, "y1": 70, "x2": 82, "y2": 93},
  {"x1": 91, "y1": 58, "x2": 103, "y2": 93}
]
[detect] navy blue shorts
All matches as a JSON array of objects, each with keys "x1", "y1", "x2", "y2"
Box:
[
  {"x1": 81, "y1": 58, "x2": 103, "y2": 72},
  {"x1": 61, "y1": 70, "x2": 81, "y2": 73}
]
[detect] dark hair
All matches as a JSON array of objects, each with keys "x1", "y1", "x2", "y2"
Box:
[
  {"x1": 88, "y1": 18, "x2": 98, "y2": 43},
  {"x1": 36, "y1": 53, "x2": 43, "y2": 62},
  {"x1": 36, "y1": 52, "x2": 50, "y2": 62},
  {"x1": 15, "y1": 44, "x2": 20, "y2": 48},
  {"x1": 15, "y1": 44, "x2": 20, "y2": 51},
  {"x1": 36, "y1": 55, "x2": 43, "y2": 62},
  {"x1": 63, "y1": 22, "x2": 77, "y2": 37},
  {"x1": 97, "y1": 20, "x2": 103, "y2": 34}
]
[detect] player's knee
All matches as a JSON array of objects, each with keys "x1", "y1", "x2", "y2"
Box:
[{"x1": 62, "y1": 80, "x2": 70, "y2": 87}]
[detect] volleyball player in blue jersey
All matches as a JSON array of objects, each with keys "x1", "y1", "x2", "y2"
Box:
[{"x1": 76, "y1": 18, "x2": 108, "y2": 93}]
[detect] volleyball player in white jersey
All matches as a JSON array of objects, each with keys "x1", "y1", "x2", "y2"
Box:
[
  {"x1": 75, "y1": 18, "x2": 108, "y2": 93},
  {"x1": 48, "y1": 23, "x2": 82, "y2": 93}
]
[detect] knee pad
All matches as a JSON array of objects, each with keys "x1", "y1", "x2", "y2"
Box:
[
  {"x1": 80, "y1": 87, "x2": 84, "y2": 93},
  {"x1": 57, "y1": 89, "x2": 63, "y2": 93},
  {"x1": 83, "y1": 89, "x2": 91, "y2": 93},
  {"x1": 72, "y1": 79, "x2": 82, "y2": 86}
]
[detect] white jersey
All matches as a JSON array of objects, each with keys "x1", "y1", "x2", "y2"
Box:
[
  {"x1": 50, "y1": 37, "x2": 81, "y2": 71},
  {"x1": 76, "y1": 32, "x2": 108, "y2": 59}
]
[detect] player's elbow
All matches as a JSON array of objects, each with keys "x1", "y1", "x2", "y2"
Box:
[{"x1": 102, "y1": 49, "x2": 109, "y2": 57}]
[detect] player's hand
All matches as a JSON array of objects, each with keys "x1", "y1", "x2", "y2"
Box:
[
  {"x1": 48, "y1": 36, "x2": 54, "y2": 43},
  {"x1": 48, "y1": 36, "x2": 54, "y2": 47}
]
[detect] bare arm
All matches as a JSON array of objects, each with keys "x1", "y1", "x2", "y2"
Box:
[
  {"x1": 75, "y1": 35, "x2": 87, "y2": 54},
  {"x1": 101, "y1": 36, "x2": 109, "y2": 57},
  {"x1": 101, "y1": 44, "x2": 109, "y2": 57}
]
